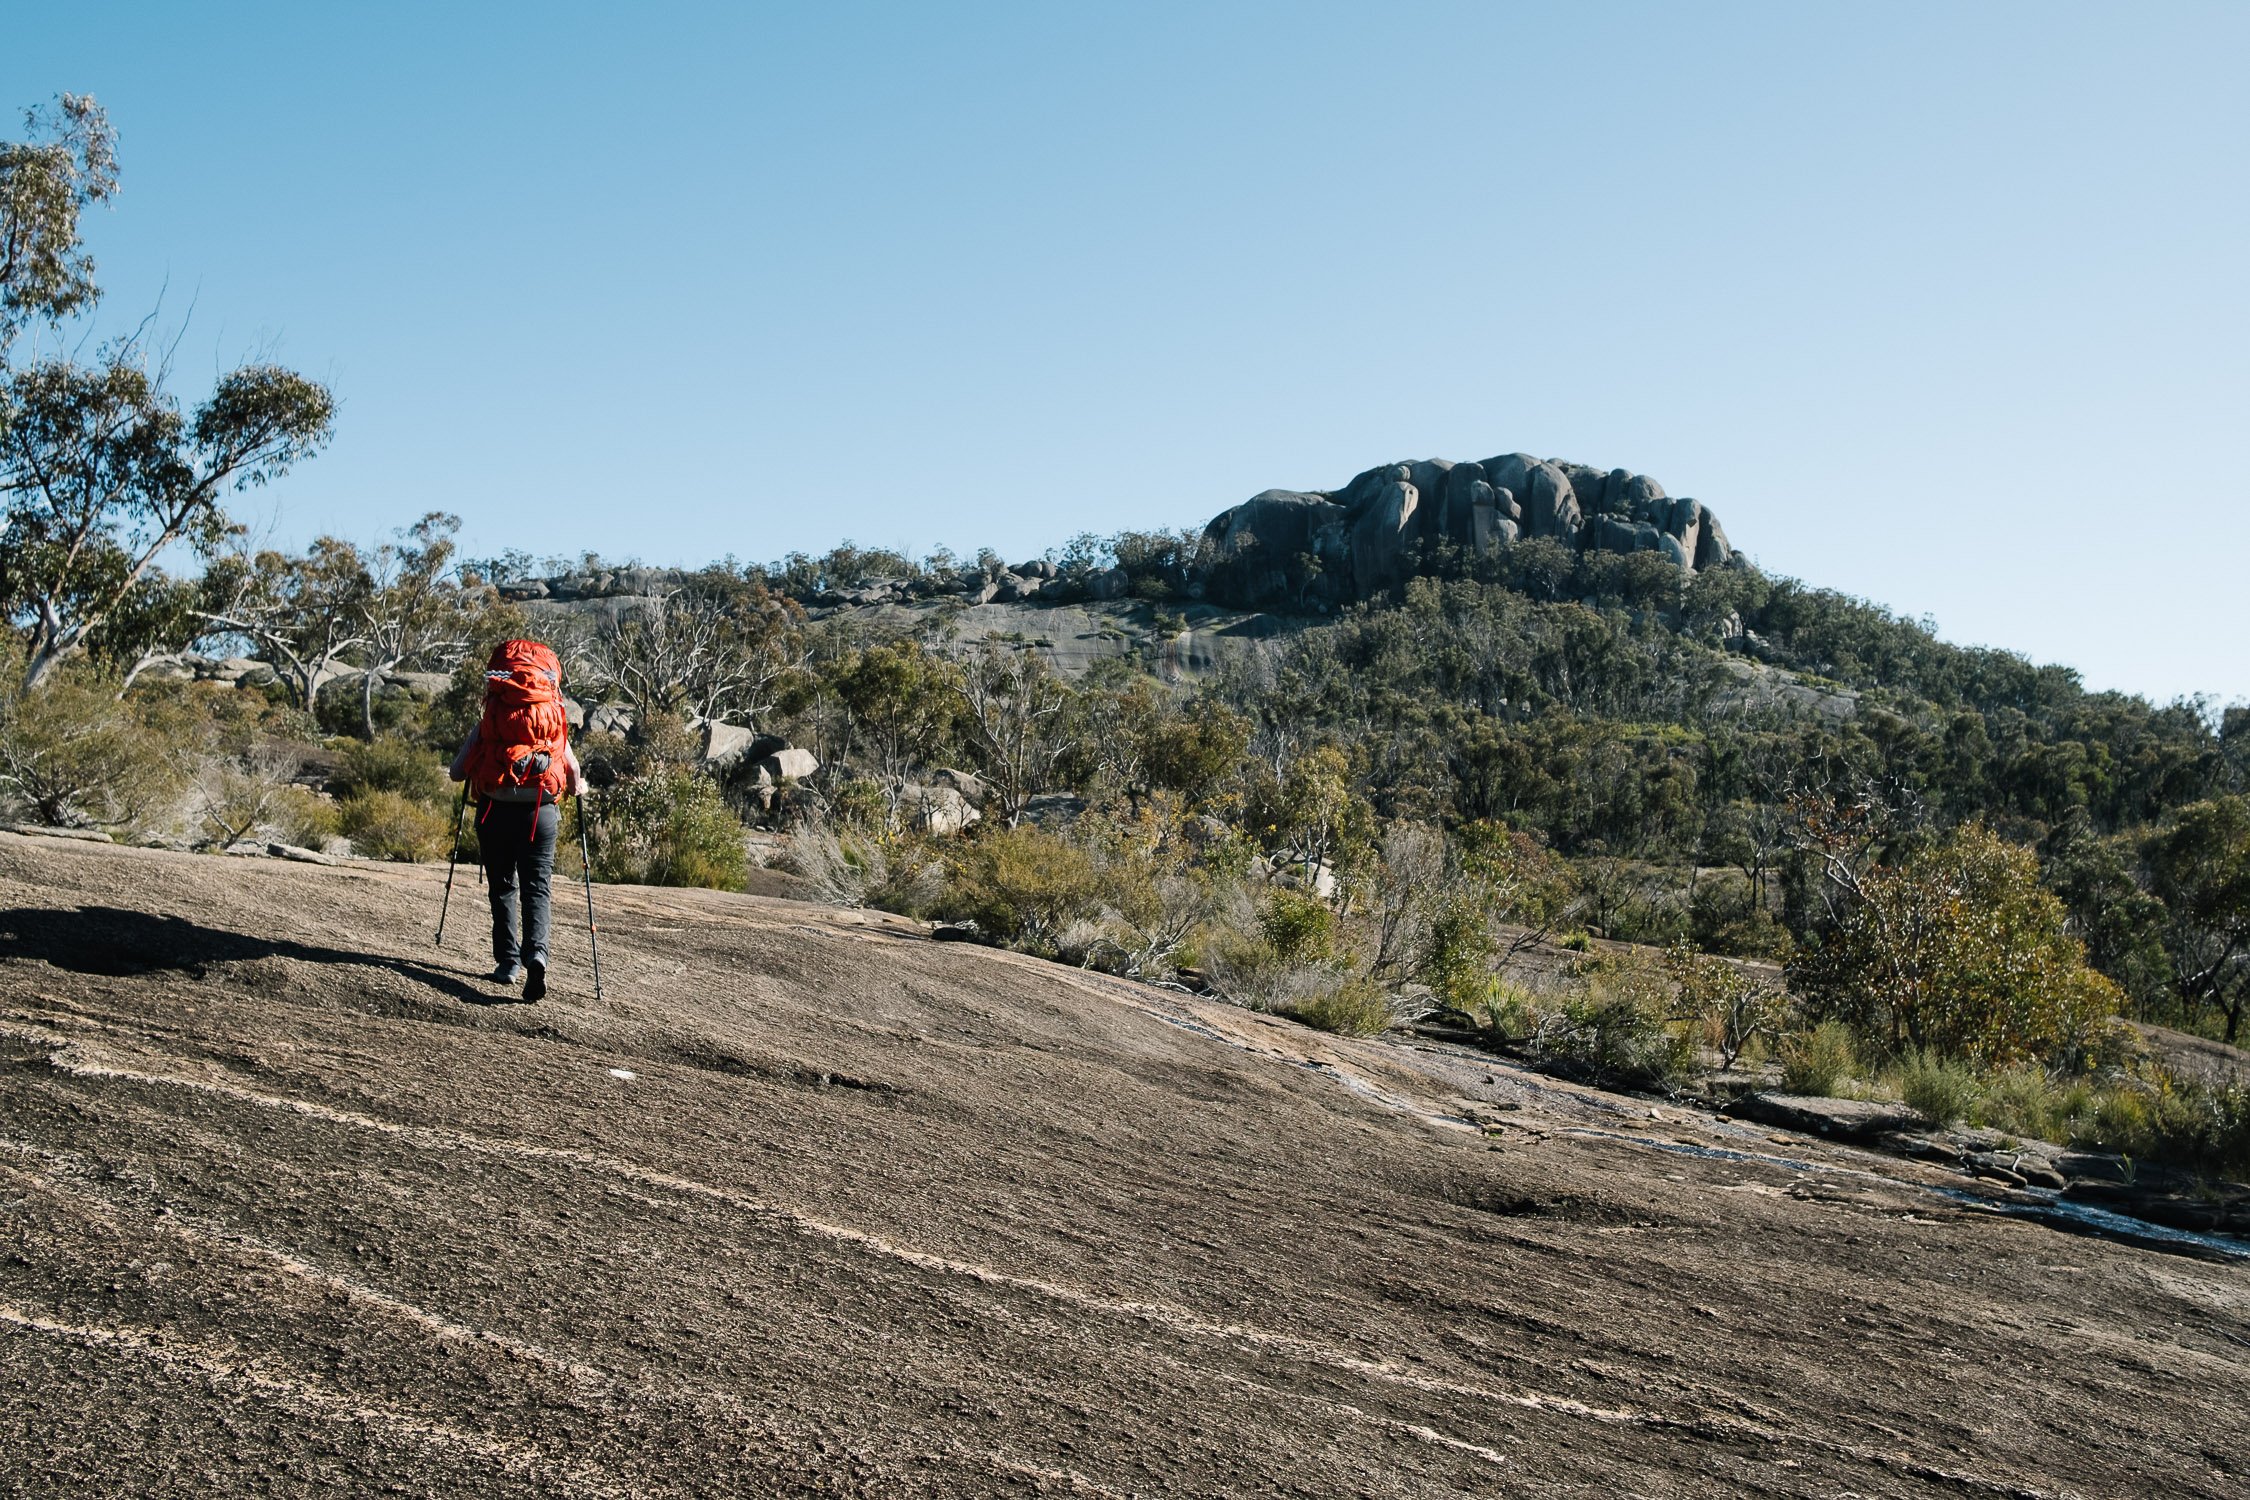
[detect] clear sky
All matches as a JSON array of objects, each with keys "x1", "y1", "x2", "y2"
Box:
[{"x1": 6, "y1": 2, "x2": 2245, "y2": 703}]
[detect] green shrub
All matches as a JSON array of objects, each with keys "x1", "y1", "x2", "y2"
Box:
[
  {"x1": 1509, "y1": 959, "x2": 1697, "y2": 1092},
  {"x1": 1899, "y1": 1048, "x2": 1977, "y2": 1128},
  {"x1": 0, "y1": 673, "x2": 182, "y2": 829},
  {"x1": 1973, "y1": 1067, "x2": 2064, "y2": 1139},
  {"x1": 789, "y1": 821, "x2": 946, "y2": 915},
  {"x1": 1787, "y1": 824, "x2": 2121, "y2": 1071},
  {"x1": 271, "y1": 787, "x2": 341, "y2": 848},
  {"x1": 1779, "y1": 1021, "x2": 1857, "y2": 1096},
  {"x1": 829, "y1": 776, "x2": 891, "y2": 833},
  {"x1": 936, "y1": 824, "x2": 1107, "y2": 951},
  {"x1": 1666, "y1": 944, "x2": 1786, "y2": 1068},
  {"x1": 2150, "y1": 1078, "x2": 2250, "y2": 1178},
  {"x1": 1286, "y1": 980, "x2": 1395, "y2": 1038},
  {"x1": 1260, "y1": 887, "x2": 1337, "y2": 965},
  {"x1": 587, "y1": 770, "x2": 747, "y2": 891},
  {"x1": 1473, "y1": 976, "x2": 1540, "y2": 1036},
  {"x1": 332, "y1": 736, "x2": 450, "y2": 806},
  {"x1": 338, "y1": 789, "x2": 451, "y2": 862}
]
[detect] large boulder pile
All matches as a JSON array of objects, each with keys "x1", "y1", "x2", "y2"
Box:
[{"x1": 1198, "y1": 452, "x2": 1737, "y2": 610}]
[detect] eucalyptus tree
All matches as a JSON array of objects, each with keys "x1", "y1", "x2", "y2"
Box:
[
  {"x1": 1, "y1": 353, "x2": 335, "y2": 689},
  {"x1": 196, "y1": 536, "x2": 373, "y2": 712},
  {"x1": 2142, "y1": 796, "x2": 2250, "y2": 1044},
  {"x1": 954, "y1": 638, "x2": 1076, "y2": 825},
  {"x1": 356, "y1": 512, "x2": 481, "y2": 737},
  {"x1": 588, "y1": 574, "x2": 809, "y2": 727},
  {"x1": 0, "y1": 93, "x2": 336, "y2": 690},
  {"x1": 0, "y1": 93, "x2": 116, "y2": 351}
]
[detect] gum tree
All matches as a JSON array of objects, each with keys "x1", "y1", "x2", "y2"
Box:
[{"x1": 0, "y1": 92, "x2": 336, "y2": 690}]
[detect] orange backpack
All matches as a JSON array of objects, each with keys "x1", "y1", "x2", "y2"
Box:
[{"x1": 467, "y1": 640, "x2": 571, "y2": 803}]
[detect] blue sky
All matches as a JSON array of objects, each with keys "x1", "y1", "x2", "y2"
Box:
[{"x1": 6, "y1": 2, "x2": 2245, "y2": 702}]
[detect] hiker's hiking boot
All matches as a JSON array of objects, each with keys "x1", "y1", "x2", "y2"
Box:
[
  {"x1": 488, "y1": 962, "x2": 523, "y2": 986},
  {"x1": 523, "y1": 957, "x2": 547, "y2": 1003}
]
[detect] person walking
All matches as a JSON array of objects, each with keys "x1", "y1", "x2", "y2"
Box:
[{"x1": 449, "y1": 639, "x2": 583, "y2": 1001}]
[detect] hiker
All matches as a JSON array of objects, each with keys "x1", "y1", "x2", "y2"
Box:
[{"x1": 449, "y1": 639, "x2": 583, "y2": 1001}]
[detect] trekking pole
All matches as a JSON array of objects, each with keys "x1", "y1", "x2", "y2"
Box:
[
  {"x1": 434, "y1": 783, "x2": 469, "y2": 946},
  {"x1": 577, "y1": 793, "x2": 605, "y2": 1000}
]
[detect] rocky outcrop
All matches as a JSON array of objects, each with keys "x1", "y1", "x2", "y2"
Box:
[
  {"x1": 1198, "y1": 451, "x2": 1740, "y2": 610},
  {"x1": 457, "y1": 449, "x2": 1747, "y2": 639}
]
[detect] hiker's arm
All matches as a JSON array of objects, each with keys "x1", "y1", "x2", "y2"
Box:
[
  {"x1": 561, "y1": 740, "x2": 584, "y2": 795},
  {"x1": 448, "y1": 724, "x2": 480, "y2": 782}
]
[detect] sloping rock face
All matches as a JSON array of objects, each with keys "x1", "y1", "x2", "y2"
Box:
[
  {"x1": 1198, "y1": 452, "x2": 1737, "y2": 610},
  {"x1": 5, "y1": 834, "x2": 2246, "y2": 1497}
]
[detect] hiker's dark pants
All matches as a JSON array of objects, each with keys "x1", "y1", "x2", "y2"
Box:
[{"x1": 480, "y1": 798, "x2": 560, "y2": 969}]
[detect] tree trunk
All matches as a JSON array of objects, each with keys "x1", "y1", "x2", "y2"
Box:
[
  {"x1": 363, "y1": 666, "x2": 380, "y2": 740},
  {"x1": 117, "y1": 651, "x2": 160, "y2": 697},
  {"x1": 20, "y1": 644, "x2": 66, "y2": 694}
]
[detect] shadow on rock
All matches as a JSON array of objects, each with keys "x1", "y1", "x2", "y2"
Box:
[{"x1": 0, "y1": 905, "x2": 500, "y2": 1007}]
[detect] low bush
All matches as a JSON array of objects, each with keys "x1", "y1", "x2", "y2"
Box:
[
  {"x1": 338, "y1": 789, "x2": 451, "y2": 862},
  {"x1": 1506, "y1": 957, "x2": 1697, "y2": 1093},
  {"x1": 1899, "y1": 1048, "x2": 1978, "y2": 1128},
  {"x1": 2147, "y1": 1078, "x2": 2250, "y2": 1179},
  {"x1": 0, "y1": 673, "x2": 182, "y2": 830},
  {"x1": 1779, "y1": 1021, "x2": 1857, "y2": 1096},
  {"x1": 1973, "y1": 1066, "x2": 2073, "y2": 1140},
  {"x1": 332, "y1": 736, "x2": 450, "y2": 806},
  {"x1": 1260, "y1": 887, "x2": 1337, "y2": 965},
  {"x1": 587, "y1": 770, "x2": 747, "y2": 890},
  {"x1": 1666, "y1": 944, "x2": 1786, "y2": 1069},
  {"x1": 191, "y1": 746, "x2": 310, "y2": 847},
  {"x1": 789, "y1": 821, "x2": 946, "y2": 915},
  {"x1": 934, "y1": 824, "x2": 1108, "y2": 952},
  {"x1": 1285, "y1": 979, "x2": 1395, "y2": 1038},
  {"x1": 1688, "y1": 873, "x2": 1793, "y2": 960},
  {"x1": 1955, "y1": 1068, "x2": 2249, "y2": 1181},
  {"x1": 270, "y1": 786, "x2": 341, "y2": 849},
  {"x1": 827, "y1": 776, "x2": 891, "y2": 833},
  {"x1": 1470, "y1": 976, "x2": 1540, "y2": 1036},
  {"x1": 1198, "y1": 885, "x2": 1353, "y2": 1012}
]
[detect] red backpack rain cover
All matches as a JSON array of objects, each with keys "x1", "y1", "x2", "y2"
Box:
[{"x1": 466, "y1": 639, "x2": 571, "y2": 799}]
